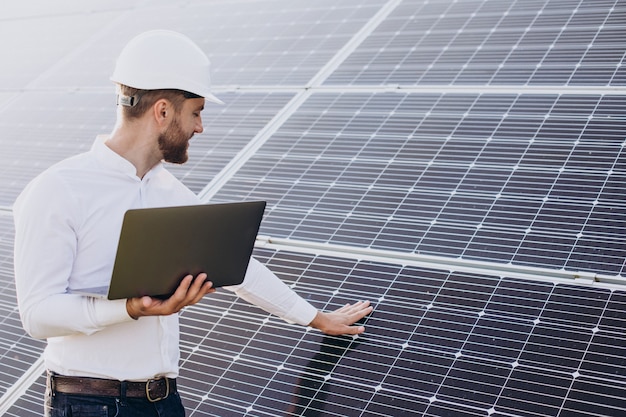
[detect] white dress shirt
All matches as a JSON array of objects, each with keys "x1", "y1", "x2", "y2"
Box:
[{"x1": 13, "y1": 136, "x2": 317, "y2": 381}]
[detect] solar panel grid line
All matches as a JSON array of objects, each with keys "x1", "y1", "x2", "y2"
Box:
[
  {"x1": 519, "y1": 328, "x2": 593, "y2": 372},
  {"x1": 0, "y1": 376, "x2": 46, "y2": 417},
  {"x1": 197, "y1": 90, "x2": 317, "y2": 201},
  {"x1": 439, "y1": 359, "x2": 516, "y2": 411},
  {"x1": 563, "y1": 378, "x2": 626, "y2": 416},
  {"x1": 187, "y1": 357, "x2": 289, "y2": 412},
  {"x1": 182, "y1": 358, "x2": 281, "y2": 405},
  {"x1": 463, "y1": 316, "x2": 534, "y2": 360},
  {"x1": 0, "y1": 357, "x2": 43, "y2": 416},
  {"x1": 179, "y1": 321, "x2": 303, "y2": 373},
  {"x1": 490, "y1": 2, "x2": 584, "y2": 84},
  {"x1": 255, "y1": 342, "x2": 378, "y2": 414},
  {"x1": 447, "y1": 2, "x2": 520, "y2": 86},
  {"x1": 270, "y1": 276, "x2": 414, "y2": 407},
  {"x1": 304, "y1": 0, "x2": 403, "y2": 88},
  {"x1": 376, "y1": 276, "x2": 520, "y2": 412},
  {"x1": 560, "y1": 5, "x2": 624, "y2": 79},
  {"x1": 244, "y1": 229, "x2": 620, "y2": 404},
  {"x1": 522, "y1": 0, "x2": 590, "y2": 84},
  {"x1": 425, "y1": 400, "x2": 491, "y2": 417},
  {"x1": 413, "y1": 139, "x2": 510, "y2": 252},
  {"x1": 418, "y1": 304, "x2": 507, "y2": 409},
  {"x1": 181, "y1": 317, "x2": 287, "y2": 362},
  {"x1": 176, "y1": 252, "x2": 381, "y2": 414},
  {"x1": 597, "y1": 291, "x2": 626, "y2": 333},
  {"x1": 433, "y1": 284, "x2": 557, "y2": 416},
  {"x1": 494, "y1": 369, "x2": 573, "y2": 416},
  {"x1": 471, "y1": 92, "x2": 570, "y2": 234},
  {"x1": 581, "y1": 334, "x2": 626, "y2": 381},
  {"x1": 326, "y1": 0, "x2": 626, "y2": 87},
  {"x1": 197, "y1": 0, "x2": 403, "y2": 201},
  {"x1": 217, "y1": 93, "x2": 584, "y2": 158},
  {"x1": 277, "y1": 196, "x2": 620, "y2": 270},
  {"x1": 182, "y1": 336, "x2": 369, "y2": 416},
  {"x1": 228, "y1": 90, "x2": 620, "y2": 272}
]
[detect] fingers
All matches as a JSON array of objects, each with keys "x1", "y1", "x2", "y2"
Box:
[
  {"x1": 337, "y1": 301, "x2": 372, "y2": 335},
  {"x1": 336, "y1": 300, "x2": 373, "y2": 321},
  {"x1": 168, "y1": 273, "x2": 214, "y2": 310},
  {"x1": 127, "y1": 273, "x2": 215, "y2": 318},
  {"x1": 187, "y1": 274, "x2": 216, "y2": 305},
  {"x1": 308, "y1": 300, "x2": 374, "y2": 336},
  {"x1": 337, "y1": 300, "x2": 370, "y2": 312},
  {"x1": 342, "y1": 325, "x2": 366, "y2": 335}
]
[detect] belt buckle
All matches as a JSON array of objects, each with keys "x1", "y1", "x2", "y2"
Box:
[{"x1": 146, "y1": 377, "x2": 169, "y2": 402}]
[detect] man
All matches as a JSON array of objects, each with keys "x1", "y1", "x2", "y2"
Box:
[{"x1": 13, "y1": 30, "x2": 372, "y2": 417}]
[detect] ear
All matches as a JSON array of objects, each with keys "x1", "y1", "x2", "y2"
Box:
[{"x1": 152, "y1": 99, "x2": 171, "y2": 127}]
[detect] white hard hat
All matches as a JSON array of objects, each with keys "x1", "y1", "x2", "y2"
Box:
[{"x1": 110, "y1": 30, "x2": 223, "y2": 105}]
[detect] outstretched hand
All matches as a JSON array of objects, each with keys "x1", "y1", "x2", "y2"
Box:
[
  {"x1": 126, "y1": 273, "x2": 216, "y2": 319},
  {"x1": 308, "y1": 300, "x2": 373, "y2": 336}
]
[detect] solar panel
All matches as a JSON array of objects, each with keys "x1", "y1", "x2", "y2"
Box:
[
  {"x1": 173, "y1": 249, "x2": 625, "y2": 417},
  {"x1": 325, "y1": 0, "x2": 626, "y2": 86},
  {"x1": 9, "y1": 247, "x2": 626, "y2": 416},
  {"x1": 1, "y1": 0, "x2": 625, "y2": 416},
  {"x1": 213, "y1": 91, "x2": 626, "y2": 276}
]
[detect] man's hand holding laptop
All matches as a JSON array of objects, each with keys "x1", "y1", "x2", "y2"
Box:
[{"x1": 126, "y1": 273, "x2": 216, "y2": 319}]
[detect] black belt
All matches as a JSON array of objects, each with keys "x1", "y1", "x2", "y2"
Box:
[{"x1": 47, "y1": 372, "x2": 176, "y2": 402}]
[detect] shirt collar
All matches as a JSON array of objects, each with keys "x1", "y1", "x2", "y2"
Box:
[{"x1": 91, "y1": 135, "x2": 164, "y2": 180}]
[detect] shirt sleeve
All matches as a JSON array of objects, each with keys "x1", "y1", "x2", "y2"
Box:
[
  {"x1": 224, "y1": 257, "x2": 318, "y2": 326},
  {"x1": 13, "y1": 173, "x2": 133, "y2": 340}
]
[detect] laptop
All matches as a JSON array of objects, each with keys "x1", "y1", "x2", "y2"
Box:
[{"x1": 73, "y1": 201, "x2": 266, "y2": 300}]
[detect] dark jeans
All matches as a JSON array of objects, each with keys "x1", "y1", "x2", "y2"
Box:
[{"x1": 44, "y1": 386, "x2": 186, "y2": 417}]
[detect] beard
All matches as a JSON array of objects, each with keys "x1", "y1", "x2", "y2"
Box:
[{"x1": 158, "y1": 118, "x2": 192, "y2": 164}]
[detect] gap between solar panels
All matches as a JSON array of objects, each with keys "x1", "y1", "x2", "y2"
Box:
[
  {"x1": 254, "y1": 235, "x2": 624, "y2": 289},
  {"x1": 227, "y1": 85, "x2": 626, "y2": 96},
  {"x1": 0, "y1": 358, "x2": 44, "y2": 416}
]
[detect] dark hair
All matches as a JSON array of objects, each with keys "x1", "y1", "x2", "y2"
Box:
[{"x1": 117, "y1": 85, "x2": 200, "y2": 119}]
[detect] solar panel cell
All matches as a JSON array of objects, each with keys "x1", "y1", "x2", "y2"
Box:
[
  {"x1": 438, "y1": 357, "x2": 511, "y2": 409},
  {"x1": 384, "y1": 348, "x2": 454, "y2": 398},
  {"x1": 496, "y1": 367, "x2": 572, "y2": 415},
  {"x1": 563, "y1": 377, "x2": 626, "y2": 416},
  {"x1": 464, "y1": 315, "x2": 533, "y2": 362},
  {"x1": 580, "y1": 333, "x2": 626, "y2": 380}
]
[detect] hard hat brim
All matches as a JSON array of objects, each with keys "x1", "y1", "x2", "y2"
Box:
[{"x1": 204, "y1": 92, "x2": 224, "y2": 106}]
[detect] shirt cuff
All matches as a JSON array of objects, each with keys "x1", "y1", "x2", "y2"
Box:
[
  {"x1": 92, "y1": 298, "x2": 136, "y2": 327},
  {"x1": 282, "y1": 297, "x2": 318, "y2": 326}
]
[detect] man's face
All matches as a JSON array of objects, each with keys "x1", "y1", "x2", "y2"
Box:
[{"x1": 158, "y1": 97, "x2": 205, "y2": 164}]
